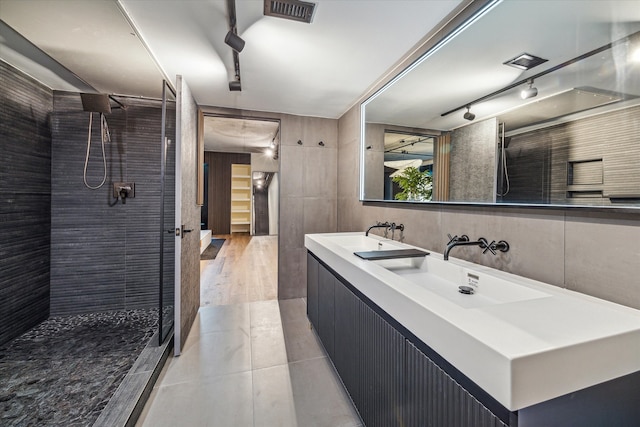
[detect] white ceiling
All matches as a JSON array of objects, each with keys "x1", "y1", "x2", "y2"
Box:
[{"x1": 0, "y1": 0, "x2": 463, "y2": 119}]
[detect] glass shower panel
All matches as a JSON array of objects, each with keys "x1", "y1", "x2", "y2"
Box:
[{"x1": 159, "y1": 80, "x2": 176, "y2": 345}]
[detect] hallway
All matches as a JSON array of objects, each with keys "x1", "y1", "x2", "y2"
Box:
[
  {"x1": 200, "y1": 234, "x2": 278, "y2": 306},
  {"x1": 137, "y1": 235, "x2": 361, "y2": 426}
]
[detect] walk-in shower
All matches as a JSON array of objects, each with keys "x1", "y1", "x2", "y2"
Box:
[{"x1": 1, "y1": 86, "x2": 176, "y2": 426}]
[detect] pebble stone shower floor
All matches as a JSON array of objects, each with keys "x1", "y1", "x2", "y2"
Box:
[{"x1": 0, "y1": 309, "x2": 158, "y2": 426}]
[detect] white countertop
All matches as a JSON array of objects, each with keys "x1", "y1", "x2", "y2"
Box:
[{"x1": 305, "y1": 232, "x2": 640, "y2": 411}]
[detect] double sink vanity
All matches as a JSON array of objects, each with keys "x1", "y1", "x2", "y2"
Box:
[{"x1": 305, "y1": 232, "x2": 640, "y2": 427}]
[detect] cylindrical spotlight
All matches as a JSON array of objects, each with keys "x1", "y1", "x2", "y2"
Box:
[
  {"x1": 229, "y1": 80, "x2": 241, "y2": 91},
  {"x1": 520, "y1": 86, "x2": 538, "y2": 99},
  {"x1": 225, "y1": 31, "x2": 245, "y2": 53},
  {"x1": 521, "y1": 79, "x2": 538, "y2": 99},
  {"x1": 463, "y1": 106, "x2": 475, "y2": 121}
]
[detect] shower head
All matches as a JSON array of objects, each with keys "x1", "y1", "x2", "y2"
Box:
[{"x1": 80, "y1": 93, "x2": 112, "y2": 114}]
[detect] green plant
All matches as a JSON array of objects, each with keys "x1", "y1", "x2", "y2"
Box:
[{"x1": 391, "y1": 166, "x2": 432, "y2": 201}]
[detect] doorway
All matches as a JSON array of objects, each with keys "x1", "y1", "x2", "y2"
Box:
[{"x1": 199, "y1": 115, "x2": 280, "y2": 306}]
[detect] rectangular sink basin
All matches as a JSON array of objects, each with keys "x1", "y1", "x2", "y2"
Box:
[
  {"x1": 378, "y1": 257, "x2": 550, "y2": 309},
  {"x1": 314, "y1": 233, "x2": 406, "y2": 252},
  {"x1": 354, "y1": 248, "x2": 429, "y2": 260}
]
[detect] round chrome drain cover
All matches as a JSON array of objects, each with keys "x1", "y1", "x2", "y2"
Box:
[{"x1": 458, "y1": 285, "x2": 475, "y2": 295}]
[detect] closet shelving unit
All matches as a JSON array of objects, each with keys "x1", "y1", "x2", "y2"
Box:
[{"x1": 230, "y1": 164, "x2": 252, "y2": 233}]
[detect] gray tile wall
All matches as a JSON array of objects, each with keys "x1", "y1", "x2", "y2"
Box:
[
  {"x1": 50, "y1": 92, "x2": 164, "y2": 315},
  {"x1": 279, "y1": 114, "x2": 338, "y2": 299},
  {"x1": 0, "y1": 61, "x2": 53, "y2": 346},
  {"x1": 337, "y1": 103, "x2": 640, "y2": 310}
]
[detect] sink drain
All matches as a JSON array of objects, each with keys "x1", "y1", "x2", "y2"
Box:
[{"x1": 458, "y1": 285, "x2": 475, "y2": 295}]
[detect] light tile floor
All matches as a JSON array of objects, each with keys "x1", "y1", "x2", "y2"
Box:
[{"x1": 136, "y1": 299, "x2": 362, "y2": 427}]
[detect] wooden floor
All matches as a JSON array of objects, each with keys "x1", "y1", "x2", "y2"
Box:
[{"x1": 200, "y1": 234, "x2": 278, "y2": 307}]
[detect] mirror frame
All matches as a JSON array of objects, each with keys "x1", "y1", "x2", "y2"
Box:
[{"x1": 359, "y1": 0, "x2": 640, "y2": 213}]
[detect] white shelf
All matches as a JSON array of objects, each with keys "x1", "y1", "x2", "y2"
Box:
[{"x1": 231, "y1": 164, "x2": 252, "y2": 234}]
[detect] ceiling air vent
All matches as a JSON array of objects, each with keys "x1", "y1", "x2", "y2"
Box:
[
  {"x1": 503, "y1": 53, "x2": 548, "y2": 70},
  {"x1": 264, "y1": 0, "x2": 316, "y2": 24}
]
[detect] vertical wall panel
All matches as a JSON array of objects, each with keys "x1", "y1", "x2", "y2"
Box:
[
  {"x1": 450, "y1": 118, "x2": 498, "y2": 203},
  {"x1": 50, "y1": 92, "x2": 164, "y2": 315},
  {"x1": 0, "y1": 61, "x2": 53, "y2": 346}
]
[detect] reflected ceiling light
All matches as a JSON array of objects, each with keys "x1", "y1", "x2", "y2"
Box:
[
  {"x1": 631, "y1": 48, "x2": 640, "y2": 63},
  {"x1": 463, "y1": 106, "x2": 475, "y2": 121},
  {"x1": 521, "y1": 79, "x2": 538, "y2": 99},
  {"x1": 225, "y1": 30, "x2": 245, "y2": 53},
  {"x1": 265, "y1": 147, "x2": 274, "y2": 157}
]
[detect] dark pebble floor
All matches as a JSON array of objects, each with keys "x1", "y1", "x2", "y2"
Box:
[{"x1": 0, "y1": 309, "x2": 158, "y2": 427}]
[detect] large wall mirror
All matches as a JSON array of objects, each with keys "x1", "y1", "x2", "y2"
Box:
[{"x1": 361, "y1": 0, "x2": 640, "y2": 209}]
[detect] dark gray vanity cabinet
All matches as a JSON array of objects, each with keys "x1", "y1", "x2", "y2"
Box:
[
  {"x1": 333, "y1": 275, "x2": 405, "y2": 427},
  {"x1": 317, "y1": 265, "x2": 336, "y2": 359},
  {"x1": 307, "y1": 251, "x2": 506, "y2": 427},
  {"x1": 306, "y1": 252, "x2": 319, "y2": 330},
  {"x1": 307, "y1": 251, "x2": 640, "y2": 427},
  {"x1": 405, "y1": 341, "x2": 507, "y2": 427}
]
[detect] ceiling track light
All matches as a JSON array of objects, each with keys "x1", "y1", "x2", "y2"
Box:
[
  {"x1": 229, "y1": 74, "x2": 241, "y2": 91},
  {"x1": 463, "y1": 106, "x2": 475, "y2": 121},
  {"x1": 226, "y1": 0, "x2": 243, "y2": 91},
  {"x1": 225, "y1": 30, "x2": 245, "y2": 53},
  {"x1": 520, "y1": 79, "x2": 538, "y2": 99}
]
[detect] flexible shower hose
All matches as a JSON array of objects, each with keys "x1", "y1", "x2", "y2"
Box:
[{"x1": 83, "y1": 112, "x2": 110, "y2": 189}]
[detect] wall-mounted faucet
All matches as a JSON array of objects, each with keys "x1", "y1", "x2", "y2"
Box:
[
  {"x1": 444, "y1": 234, "x2": 510, "y2": 260},
  {"x1": 444, "y1": 235, "x2": 488, "y2": 260},
  {"x1": 365, "y1": 221, "x2": 390, "y2": 237}
]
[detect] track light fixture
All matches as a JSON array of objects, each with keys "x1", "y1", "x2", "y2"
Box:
[
  {"x1": 225, "y1": 30, "x2": 245, "y2": 52},
  {"x1": 229, "y1": 75, "x2": 241, "y2": 91},
  {"x1": 463, "y1": 106, "x2": 475, "y2": 121},
  {"x1": 520, "y1": 79, "x2": 538, "y2": 99}
]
